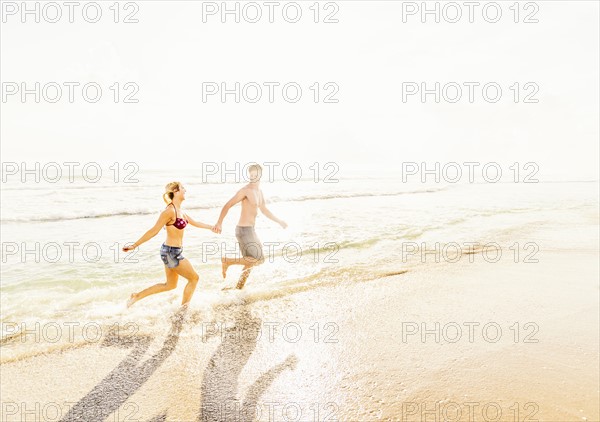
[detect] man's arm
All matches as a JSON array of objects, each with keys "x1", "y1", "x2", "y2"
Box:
[
  {"x1": 259, "y1": 200, "x2": 287, "y2": 229},
  {"x1": 213, "y1": 189, "x2": 246, "y2": 234}
]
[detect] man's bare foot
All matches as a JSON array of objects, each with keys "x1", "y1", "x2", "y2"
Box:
[
  {"x1": 126, "y1": 293, "x2": 139, "y2": 308},
  {"x1": 221, "y1": 258, "x2": 229, "y2": 279}
]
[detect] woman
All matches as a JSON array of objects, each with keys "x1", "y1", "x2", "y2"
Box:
[{"x1": 123, "y1": 182, "x2": 213, "y2": 307}]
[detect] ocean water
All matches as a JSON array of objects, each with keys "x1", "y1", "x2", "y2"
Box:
[{"x1": 1, "y1": 171, "x2": 598, "y2": 360}]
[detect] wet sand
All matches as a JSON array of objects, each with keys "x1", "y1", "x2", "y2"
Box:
[{"x1": 1, "y1": 245, "x2": 598, "y2": 421}]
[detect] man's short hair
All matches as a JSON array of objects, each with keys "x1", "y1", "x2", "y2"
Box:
[{"x1": 248, "y1": 164, "x2": 262, "y2": 174}]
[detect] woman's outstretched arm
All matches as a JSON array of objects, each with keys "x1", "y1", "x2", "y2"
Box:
[
  {"x1": 185, "y1": 214, "x2": 214, "y2": 230},
  {"x1": 123, "y1": 209, "x2": 172, "y2": 251}
]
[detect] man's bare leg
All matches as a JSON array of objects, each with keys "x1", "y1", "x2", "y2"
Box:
[
  {"x1": 221, "y1": 256, "x2": 258, "y2": 279},
  {"x1": 236, "y1": 265, "x2": 253, "y2": 290}
]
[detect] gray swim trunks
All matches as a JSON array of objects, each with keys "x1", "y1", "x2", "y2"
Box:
[{"x1": 235, "y1": 226, "x2": 264, "y2": 260}]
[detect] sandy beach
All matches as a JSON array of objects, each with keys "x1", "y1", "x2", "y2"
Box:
[
  {"x1": 2, "y1": 220, "x2": 598, "y2": 422},
  {"x1": 2, "y1": 0, "x2": 599, "y2": 420}
]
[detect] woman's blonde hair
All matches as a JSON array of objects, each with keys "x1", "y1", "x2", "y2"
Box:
[{"x1": 163, "y1": 181, "x2": 182, "y2": 204}]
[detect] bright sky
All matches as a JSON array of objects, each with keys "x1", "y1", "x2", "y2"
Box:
[{"x1": 1, "y1": 1, "x2": 598, "y2": 180}]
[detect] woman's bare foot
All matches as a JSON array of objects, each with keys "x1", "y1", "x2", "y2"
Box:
[
  {"x1": 221, "y1": 258, "x2": 229, "y2": 279},
  {"x1": 126, "y1": 293, "x2": 139, "y2": 308}
]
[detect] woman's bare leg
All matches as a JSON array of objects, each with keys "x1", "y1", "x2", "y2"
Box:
[
  {"x1": 127, "y1": 267, "x2": 179, "y2": 307},
  {"x1": 173, "y1": 259, "x2": 200, "y2": 305}
]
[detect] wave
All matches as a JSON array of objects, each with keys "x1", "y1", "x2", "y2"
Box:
[
  {"x1": 2, "y1": 175, "x2": 426, "y2": 191},
  {"x1": 269, "y1": 187, "x2": 445, "y2": 203},
  {"x1": 0, "y1": 265, "x2": 410, "y2": 362},
  {"x1": 0, "y1": 187, "x2": 446, "y2": 224}
]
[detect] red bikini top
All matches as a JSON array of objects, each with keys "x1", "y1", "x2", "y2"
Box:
[{"x1": 166, "y1": 203, "x2": 187, "y2": 230}]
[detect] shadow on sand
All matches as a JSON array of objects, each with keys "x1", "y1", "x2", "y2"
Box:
[
  {"x1": 199, "y1": 301, "x2": 297, "y2": 421},
  {"x1": 60, "y1": 301, "x2": 296, "y2": 422},
  {"x1": 61, "y1": 306, "x2": 187, "y2": 422}
]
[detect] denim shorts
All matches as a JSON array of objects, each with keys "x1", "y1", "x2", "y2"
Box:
[
  {"x1": 235, "y1": 226, "x2": 263, "y2": 260},
  {"x1": 160, "y1": 244, "x2": 185, "y2": 268}
]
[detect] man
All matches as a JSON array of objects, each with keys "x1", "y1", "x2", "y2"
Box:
[{"x1": 213, "y1": 163, "x2": 287, "y2": 289}]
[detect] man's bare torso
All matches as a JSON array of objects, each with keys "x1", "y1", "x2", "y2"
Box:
[{"x1": 238, "y1": 184, "x2": 264, "y2": 227}]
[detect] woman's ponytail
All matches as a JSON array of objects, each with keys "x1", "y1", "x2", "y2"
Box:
[{"x1": 163, "y1": 182, "x2": 181, "y2": 204}]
